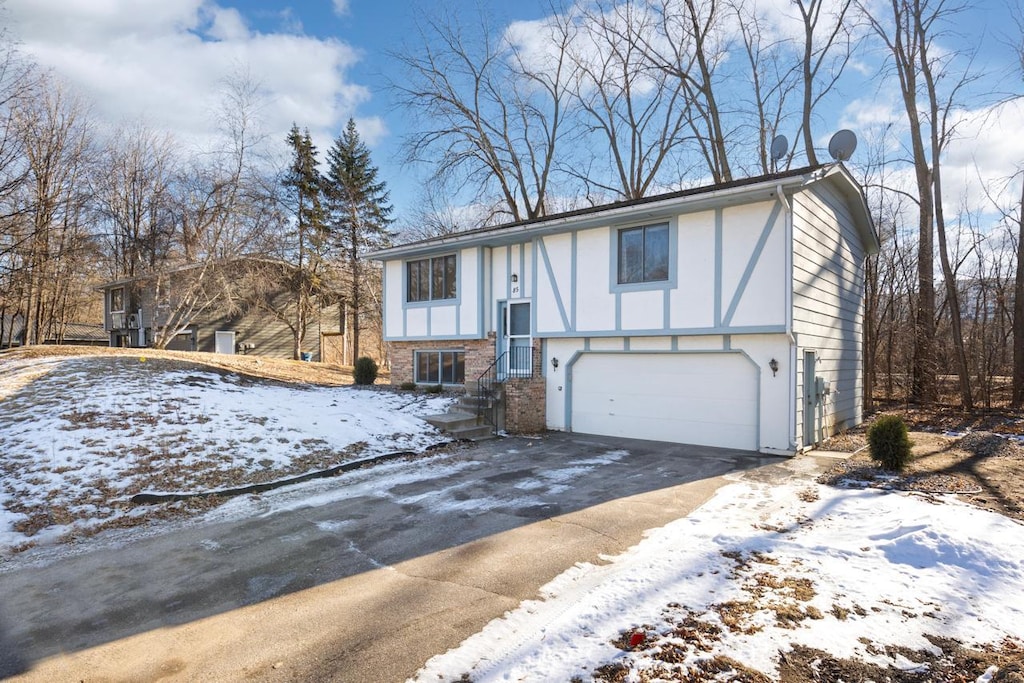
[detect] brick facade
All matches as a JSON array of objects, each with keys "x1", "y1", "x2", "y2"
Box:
[
  {"x1": 387, "y1": 334, "x2": 547, "y2": 435},
  {"x1": 387, "y1": 333, "x2": 497, "y2": 386},
  {"x1": 503, "y1": 338, "x2": 546, "y2": 433}
]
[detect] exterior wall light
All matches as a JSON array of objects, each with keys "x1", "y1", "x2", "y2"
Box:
[
  {"x1": 769, "y1": 358, "x2": 779, "y2": 376},
  {"x1": 551, "y1": 357, "x2": 559, "y2": 370},
  {"x1": 511, "y1": 273, "x2": 518, "y2": 283}
]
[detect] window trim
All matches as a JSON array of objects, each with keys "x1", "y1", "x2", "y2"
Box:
[
  {"x1": 403, "y1": 253, "x2": 460, "y2": 307},
  {"x1": 609, "y1": 218, "x2": 678, "y2": 293},
  {"x1": 413, "y1": 349, "x2": 466, "y2": 385}
]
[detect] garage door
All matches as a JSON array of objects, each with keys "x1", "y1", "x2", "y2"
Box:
[{"x1": 570, "y1": 352, "x2": 758, "y2": 450}]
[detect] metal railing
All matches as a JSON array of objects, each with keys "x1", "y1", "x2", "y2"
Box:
[{"x1": 476, "y1": 345, "x2": 534, "y2": 433}]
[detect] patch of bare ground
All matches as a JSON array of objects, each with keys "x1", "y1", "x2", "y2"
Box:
[
  {"x1": 818, "y1": 409, "x2": 1024, "y2": 522},
  {"x1": 776, "y1": 637, "x2": 1024, "y2": 683},
  {"x1": 589, "y1": 616, "x2": 1023, "y2": 682},
  {"x1": 1, "y1": 344, "x2": 370, "y2": 387}
]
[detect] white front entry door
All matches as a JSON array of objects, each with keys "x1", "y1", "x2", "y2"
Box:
[
  {"x1": 497, "y1": 301, "x2": 531, "y2": 379},
  {"x1": 570, "y1": 352, "x2": 759, "y2": 450}
]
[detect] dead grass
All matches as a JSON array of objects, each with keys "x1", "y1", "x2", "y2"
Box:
[{"x1": 2, "y1": 344, "x2": 369, "y2": 387}]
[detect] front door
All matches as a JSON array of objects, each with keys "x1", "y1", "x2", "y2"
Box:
[{"x1": 497, "y1": 301, "x2": 531, "y2": 379}]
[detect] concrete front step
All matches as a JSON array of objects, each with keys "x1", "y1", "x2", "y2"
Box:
[
  {"x1": 455, "y1": 396, "x2": 496, "y2": 412},
  {"x1": 447, "y1": 423, "x2": 496, "y2": 440},
  {"x1": 424, "y1": 410, "x2": 497, "y2": 441},
  {"x1": 423, "y1": 411, "x2": 480, "y2": 432}
]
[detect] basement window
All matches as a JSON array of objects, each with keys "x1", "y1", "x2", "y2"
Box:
[{"x1": 415, "y1": 350, "x2": 465, "y2": 385}]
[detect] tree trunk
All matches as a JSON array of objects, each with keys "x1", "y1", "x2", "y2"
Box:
[
  {"x1": 1012, "y1": 177, "x2": 1024, "y2": 408},
  {"x1": 349, "y1": 221, "x2": 361, "y2": 362},
  {"x1": 911, "y1": 160, "x2": 936, "y2": 405}
]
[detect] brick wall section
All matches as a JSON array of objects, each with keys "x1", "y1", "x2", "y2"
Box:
[
  {"x1": 387, "y1": 334, "x2": 546, "y2": 434},
  {"x1": 386, "y1": 333, "x2": 496, "y2": 386},
  {"x1": 504, "y1": 338, "x2": 546, "y2": 433}
]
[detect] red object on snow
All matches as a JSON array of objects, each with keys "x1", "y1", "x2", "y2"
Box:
[{"x1": 628, "y1": 631, "x2": 645, "y2": 648}]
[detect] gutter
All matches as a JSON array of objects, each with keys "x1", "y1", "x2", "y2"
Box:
[{"x1": 776, "y1": 182, "x2": 800, "y2": 454}]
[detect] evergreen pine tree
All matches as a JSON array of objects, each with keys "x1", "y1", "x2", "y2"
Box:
[
  {"x1": 324, "y1": 119, "x2": 394, "y2": 361},
  {"x1": 283, "y1": 124, "x2": 327, "y2": 359}
]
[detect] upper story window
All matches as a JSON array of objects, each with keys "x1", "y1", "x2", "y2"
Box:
[
  {"x1": 407, "y1": 255, "x2": 457, "y2": 302},
  {"x1": 110, "y1": 287, "x2": 125, "y2": 312},
  {"x1": 618, "y1": 223, "x2": 669, "y2": 284}
]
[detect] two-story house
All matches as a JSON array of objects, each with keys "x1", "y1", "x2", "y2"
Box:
[{"x1": 370, "y1": 164, "x2": 878, "y2": 454}]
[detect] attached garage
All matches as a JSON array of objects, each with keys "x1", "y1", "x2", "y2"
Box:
[{"x1": 569, "y1": 352, "x2": 760, "y2": 451}]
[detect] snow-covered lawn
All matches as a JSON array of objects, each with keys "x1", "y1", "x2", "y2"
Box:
[
  {"x1": 0, "y1": 353, "x2": 452, "y2": 553},
  {"x1": 414, "y1": 476, "x2": 1024, "y2": 682}
]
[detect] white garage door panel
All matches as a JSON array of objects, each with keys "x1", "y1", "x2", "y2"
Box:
[{"x1": 571, "y1": 353, "x2": 758, "y2": 450}]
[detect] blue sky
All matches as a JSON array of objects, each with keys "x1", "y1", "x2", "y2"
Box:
[{"x1": 4, "y1": 0, "x2": 1021, "y2": 223}]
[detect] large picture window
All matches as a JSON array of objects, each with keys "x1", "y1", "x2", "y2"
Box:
[
  {"x1": 415, "y1": 350, "x2": 465, "y2": 384},
  {"x1": 617, "y1": 223, "x2": 669, "y2": 284},
  {"x1": 407, "y1": 255, "x2": 457, "y2": 302}
]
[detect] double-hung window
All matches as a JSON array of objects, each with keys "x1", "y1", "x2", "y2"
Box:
[
  {"x1": 415, "y1": 350, "x2": 465, "y2": 384},
  {"x1": 407, "y1": 255, "x2": 456, "y2": 302},
  {"x1": 617, "y1": 223, "x2": 670, "y2": 285}
]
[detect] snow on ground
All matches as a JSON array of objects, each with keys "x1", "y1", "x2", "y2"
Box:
[
  {"x1": 0, "y1": 354, "x2": 452, "y2": 553},
  {"x1": 413, "y1": 479, "x2": 1024, "y2": 681}
]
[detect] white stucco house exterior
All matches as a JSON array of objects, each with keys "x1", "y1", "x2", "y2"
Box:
[{"x1": 370, "y1": 164, "x2": 879, "y2": 454}]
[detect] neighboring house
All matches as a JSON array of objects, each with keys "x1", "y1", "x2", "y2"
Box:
[
  {"x1": 0, "y1": 314, "x2": 106, "y2": 348},
  {"x1": 370, "y1": 164, "x2": 879, "y2": 454},
  {"x1": 98, "y1": 260, "x2": 346, "y2": 361},
  {"x1": 46, "y1": 321, "x2": 108, "y2": 346},
  {"x1": 0, "y1": 313, "x2": 23, "y2": 348}
]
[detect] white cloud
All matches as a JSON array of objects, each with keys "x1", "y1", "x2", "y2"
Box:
[
  {"x1": 943, "y1": 98, "x2": 1024, "y2": 214},
  {"x1": 206, "y1": 6, "x2": 250, "y2": 41},
  {"x1": 3, "y1": 0, "x2": 381, "y2": 157},
  {"x1": 332, "y1": 0, "x2": 349, "y2": 17}
]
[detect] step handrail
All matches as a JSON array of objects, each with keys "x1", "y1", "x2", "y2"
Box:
[{"x1": 475, "y1": 345, "x2": 533, "y2": 434}]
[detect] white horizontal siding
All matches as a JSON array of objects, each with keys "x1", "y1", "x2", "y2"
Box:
[{"x1": 793, "y1": 183, "x2": 868, "y2": 444}]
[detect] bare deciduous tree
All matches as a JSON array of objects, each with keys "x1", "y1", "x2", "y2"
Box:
[
  {"x1": 860, "y1": 0, "x2": 959, "y2": 405},
  {"x1": 793, "y1": 0, "x2": 856, "y2": 165},
  {"x1": 94, "y1": 123, "x2": 177, "y2": 278},
  {"x1": 12, "y1": 75, "x2": 93, "y2": 346},
  {"x1": 394, "y1": 8, "x2": 573, "y2": 221},
  {"x1": 562, "y1": 0, "x2": 692, "y2": 198}
]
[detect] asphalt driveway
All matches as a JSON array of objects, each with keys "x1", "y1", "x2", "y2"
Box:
[{"x1": 0, "y1": 432, "x2": 814, "y2": 682}]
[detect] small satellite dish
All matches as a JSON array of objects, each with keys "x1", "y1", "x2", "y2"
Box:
[
  {"x1": 770, "y1": 134, "x2": 789, "y2": 163},
  {"x1": 828, "y1": 129, "x2": 858, "y2": 162}
]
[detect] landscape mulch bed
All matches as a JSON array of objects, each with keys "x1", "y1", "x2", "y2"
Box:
[{"x1": 817, "y1": 409, "x2": 1024, "y2": 522}]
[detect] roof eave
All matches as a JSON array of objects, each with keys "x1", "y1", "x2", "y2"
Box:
[
  {"x1": 369, "y1": 171, "x2": 816, "y2": 261},
  {"x1": 819, "y1": 164, "x2": 881, "y2": 256}
]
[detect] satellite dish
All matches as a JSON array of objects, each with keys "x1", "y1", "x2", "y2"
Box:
[
  {"x1": 828, "y1": 129, "x2": 858, "y2": 162},
  {"x1": 770, "y1": 134, "x2": 789, "y2": 163}
]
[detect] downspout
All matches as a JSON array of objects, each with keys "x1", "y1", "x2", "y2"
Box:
[{"x1": 777, "y1": 184, "x2": 799, "y2": 453}]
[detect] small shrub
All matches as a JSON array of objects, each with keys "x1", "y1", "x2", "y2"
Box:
[
  {"x1": 399, "y1": 381, "x2": 417, "y2": 391},
  {"x1": 424, "y1": 384, "x2": 443, "y2": 394},
  {"x1": 867, "y1": 414, "x2": 912, "y2": 471},
  {"x1": 353, "y1": 356, "x2": 378, "y2": 386}
]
